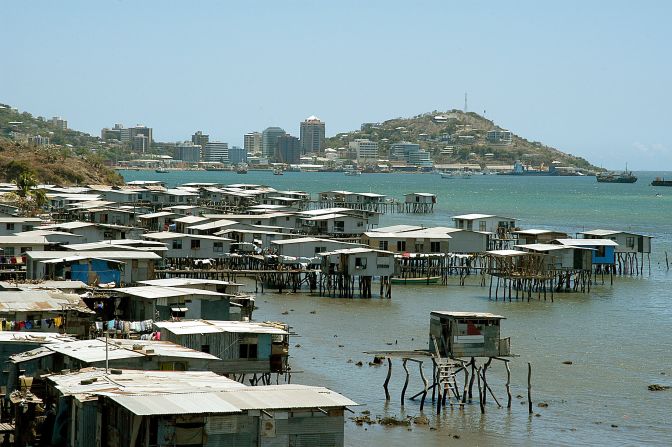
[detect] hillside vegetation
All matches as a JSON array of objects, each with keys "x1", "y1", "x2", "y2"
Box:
[
  {"x1": 326, "y1": 110, "x2": 597, "y2": 170},
  {"x1": 0, "y1": 104, "x2": 123, "y2": 185}
]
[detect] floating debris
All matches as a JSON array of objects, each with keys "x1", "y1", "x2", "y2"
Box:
[
  {"x1": 648, "y1": 384, "x2": 670, "y2": 391},
  {"x1": 379, "y1": 416, "x2": 410, "y2": 427}
]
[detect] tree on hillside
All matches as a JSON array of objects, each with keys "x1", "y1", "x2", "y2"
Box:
[{"x1": 15, "y1": 171, "x2": 37, "y2": 198}]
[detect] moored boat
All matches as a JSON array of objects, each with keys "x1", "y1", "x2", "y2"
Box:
[
  {"x1": 651, "y1": 177, "x2": 672, "y2": 186},
  {"x1": 596, "y1": 170, "x2": 637, "y2": 183},
  {"x1": 391, "y1": 276, "x2": 441, "y2": 285}
]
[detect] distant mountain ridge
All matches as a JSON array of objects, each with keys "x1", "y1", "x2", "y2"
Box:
[{"x1": 326, "y1": 110, "x2": 597, "y2": 170}]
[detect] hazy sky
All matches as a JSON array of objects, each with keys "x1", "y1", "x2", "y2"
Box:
[{"x1": 2, "y1": 1, "x2": 671, "y2": 169}]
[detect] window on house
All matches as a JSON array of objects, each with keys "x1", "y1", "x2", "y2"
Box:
[
  {"x1": 431, "y1": 241, "x2": 441, "y2": 252},
  {"x1": 466, "y1": 221, "x2": 473, "y2": 231},
  {"x1": 172, "y1": 239, "x2": 182, "y2": 249},
  {"x1": 380, "y1": 241, "x2": 389, "y2": 250},
  {"x1": 20, "y1": 247, "x2": 31, "y2": 254},
  {"x1": 191, "y1": 239, "x2": 201, "y2": 249},
  {"x1": 357, "y1": 221, "x2": 364, "y2": 227},
  {"x1": 597, "y1": 245, "x2": 606, "y2": 257},
  {"x1": 397, "y1": 240, "x2": 406, "y2": 251},
  {"x1": 334, "y1": 221, "x2": 345, "y2": 233},
  {"x1": 479, "y1": 221, "x2": 487, "y2": 231},
  {"x1": 314, "y1": 246, "x2": 326, "y2": 254},
  {"x1": 355, "y1": 257, "x2": 367, "y2": 269},
  {"x1": 239, "y1": 342, "x2": 258, "y2": 359},
  {"x1": 214, "y1": 242, "x2": 224, "y2": 252},
  {"x1": 6, "y1": 223, "x2": 14, "y2": 231},
  {"x1": 626, "y1": 237, "x2": 634, "y2": 248},
  {"x1": 4, "y1": 247, "x2": 15, "y2": 256},
  {"x1": 201, "y1": 345, "x2": 210, "y2": 354},
  {"x1": 169, "y1": 195, "x2": 176, "y2": 203}
]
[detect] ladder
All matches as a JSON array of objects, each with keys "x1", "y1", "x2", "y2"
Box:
[{"x1": 431, "y1": 335, "x2": 457, "y2": 396}]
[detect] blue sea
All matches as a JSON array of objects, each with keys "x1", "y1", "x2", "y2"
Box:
[{"x1": 121, "y1": 170, "x2": 672, "y2": 446}]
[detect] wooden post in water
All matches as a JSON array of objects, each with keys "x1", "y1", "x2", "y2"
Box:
[
  {"x1": 384, "y1": 358, "x2": 392, "y2": 400},
  {"x1": 468, "y1": 357, "x2": 476, "y2": 400},
  {"x1": 481, "y1": 358, "x2": 491, "y2": 405},
  {"x1": 527, "y1": 362, "x2": 532, "y2": 414},
  {"x1": 505, "y1": 361, "x2": 512, "y2": 408},
  {"x1": 461, "y1": 365, "x2": 469, "y2": 405},
  {"x1": 476, "y1": 366, "x2": 485, "y2": 414},
  {"x1": 418, "y1": 361, "x2": 428, "y2": 412},
  {"x1": 401, "y1": 359, "x2": 409, "y2": 407}
]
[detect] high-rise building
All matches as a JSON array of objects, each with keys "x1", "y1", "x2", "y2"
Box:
[
  {"x1": 228, "y1": 146, "x2": 248, "y2": 164},
  {"x1": 244, "y1": 132, "x2": 262, "y2": 154},
  {"x1": 262, "y1": 127, "x2": 286, "y2": 158},
  {"x1": 203, "y1": 142, "x2": 229, "y2": 163},
  {"x1": 349, "y1": 139, "x2": 379, "y2": 161},
  {"x1": 275, "y1": 134, "x2": 301, "y2": 164},
  {"x1": 132, "y1": 134, "x2": 149, "y2": 153},
  {"x1": 390, "y1": 142, "x2": 432, "y2": 167},
  {"x1": 300, "y1": 116, "x2": 325, "y2": 154},
  {"x1": 192, "y1": 131, "x2": 209, "y2": 148},
  {"x1": 101, "y1": 123, "x2": 152, "y2": 149},
  {"x1": 50, "y1": 116, "x2": 67, "y2": 130},
  {"x1": 175, "y1": 142, "x2": 201, "y2": 163}
]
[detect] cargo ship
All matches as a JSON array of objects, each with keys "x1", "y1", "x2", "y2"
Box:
[{"x1": 596, "y1": 166, "x2": 637, "y2": 183}]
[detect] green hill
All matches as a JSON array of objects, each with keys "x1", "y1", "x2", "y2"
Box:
[
  {"x1": 326, "y1": 110, "x2": 597, "y2": 170},
  {"x1": 0, "y1": 104, "x2": 123, "y2": 185}
]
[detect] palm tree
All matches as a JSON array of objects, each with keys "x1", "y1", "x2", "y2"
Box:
[{"x1": 15, "y1": 172, "x2": 37, "y2": 198}]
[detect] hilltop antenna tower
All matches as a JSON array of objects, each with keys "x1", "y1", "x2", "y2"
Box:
[{"x1": 464, "y1": 92, "x2": 468, "y2": 113}]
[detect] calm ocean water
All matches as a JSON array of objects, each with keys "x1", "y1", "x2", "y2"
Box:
[{"x1": 121, "y1": 170, "x2": 672, "y2": 446}]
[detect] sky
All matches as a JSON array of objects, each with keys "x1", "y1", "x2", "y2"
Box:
[{"x1": 1, "y1": 0, "x2": 671, "y2": 170}]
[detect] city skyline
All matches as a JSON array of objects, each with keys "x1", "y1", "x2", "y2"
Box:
[{"x1": 2, "y1": 1, "x2": 671, "y2": 169}]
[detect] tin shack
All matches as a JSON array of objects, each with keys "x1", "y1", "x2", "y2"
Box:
[{"x1": 429, "y1": 311, "x2": 510, "y2": 358}]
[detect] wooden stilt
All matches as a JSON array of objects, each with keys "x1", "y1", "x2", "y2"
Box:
[
  {"x1": 505, "y1": 361, "x2": 512, "y2": 409},
  {"x1": 419, "y1": 361, "x2": 428, "y2": 412},
  {"x1": 476, "y1": 366, "x2": 485, "y2": 414},
  {"x1": 384, "y1": 358, "x2": 392, "y2": 400},
  {"x1": 401, "y1": 359, "x2": 409, "y2": 406},
  {"x1": 527, "y1": 362, "x2": 533, "y2": 414}
]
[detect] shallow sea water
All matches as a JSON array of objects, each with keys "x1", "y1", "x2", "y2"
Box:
[{"x1": 122, "y1": 170, "x2": 672, "y2": 446}]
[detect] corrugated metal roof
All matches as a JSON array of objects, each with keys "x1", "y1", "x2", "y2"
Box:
[
  {"x1": 486, "y1": 249, "x2": 528, "y2": 257},
  {"x1": 138, "y1": 211, "x2": 177, "y2": 219},
  {"x1": 27, "y1": 251, "x2": 161, "y2": 260},
  {"x1": 154, "y1": 320, "x2": 288, "y2": 335},
  {"x1": 431, "y1": 311, "x2": 505, "y2": 319},
  {"x1": 138, "y1": 278, "x2": 242, "y2": 287},
  {"x1": 0, "y1": 289, "x2": 93, "y2": 313},
  {"x1": 107, "y1": 385, "x2": 357, "y2": 416},
  {"x1": 555, "y1": 238, "x2": 619, "y2": 247},
  {"x1": 116, "y1": 286, "x2": 232, "y2": 299},
  {"x1": 107, "y1": 392, "x2": 240, "y2": 415},
  {"x1": 16, "y1": 338, "x2": 221, "y2": 363},
  {"x1": 47, "y1": 368, "x2": 245, "y2": 397}
]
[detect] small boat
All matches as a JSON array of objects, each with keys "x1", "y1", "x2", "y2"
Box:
[
  {"x1": 273, "y1": 168, "x2": 284, "y2": 175},
  {"x1": 155, "y1": 168, "x2": 168, "y2": 173},
  {"x1": 236, "y1": 165, "x2": 248, "y2": 174},
  {"x1": 344, "y1": 169, "x2": 362, "y2": 176},
  {"x1": 651, "y1": 177, "x2": 672, "y2": 187},
  {"x1": 391, "y1": 276, "x2": 441, "y2": 285},
  {"x1": 441, "y1": 171, "x2": 471, "y2": 179}
]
